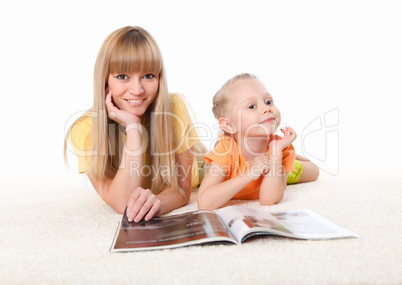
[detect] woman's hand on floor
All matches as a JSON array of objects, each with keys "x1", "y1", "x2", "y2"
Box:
[{"x1": 126, "y1": 187, "x2": 162, "y2": 222}]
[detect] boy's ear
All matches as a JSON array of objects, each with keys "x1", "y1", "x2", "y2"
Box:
[{"x1": 219, "y1": 118, "x2": 236, "y2": 134}]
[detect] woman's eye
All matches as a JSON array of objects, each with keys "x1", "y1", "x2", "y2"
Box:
[
  {"x1": 116, "y1": 74, "x2": 128, "y2": 80},
  {"x1": 248, "y1": 104, "x2": 256, "y2": 109},
  {"x1": 265, "y1": 100, "x2": 273, "y2": 105},
  {"x1": 144, "y1": 73, "x2": 155, "y2": 79}
]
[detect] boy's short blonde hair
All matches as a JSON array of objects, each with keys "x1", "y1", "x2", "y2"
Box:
[{"x1": 212, "y1": 73, "x2": 257, "y2": 119}]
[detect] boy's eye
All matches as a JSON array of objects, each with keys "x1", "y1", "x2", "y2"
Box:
[
  {"x1": 248, "y1": 104, "x2": 257, "y2": 109},
  {"x1": 265, "y1": 100, "x2": 273, "y2": 105}
]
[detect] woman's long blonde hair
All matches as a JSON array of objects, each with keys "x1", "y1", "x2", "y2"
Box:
[{"x1": 64, "y1": 26, "x2": 182, "y2": 195}]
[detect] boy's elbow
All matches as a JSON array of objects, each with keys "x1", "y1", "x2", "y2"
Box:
[
  {"x1": 259, "y1": 196, "x2": 283, "y2": 206},
  {"x1": 197, "y1": 200, "x2": 212, "y2": 210},
  {"x1": 259, "y1": 200, "x2": 280, "y2": 206},
  {"x1": 197, "y1": 197, "x2": 216, "y2": 211},
  {"x1": 197, "y1": 189, "x2": 211, "y2": 210}
]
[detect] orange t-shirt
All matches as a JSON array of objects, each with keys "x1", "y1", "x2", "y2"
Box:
[{"x1": 204, "y1": 135, "x2": 295, "y2": 200}]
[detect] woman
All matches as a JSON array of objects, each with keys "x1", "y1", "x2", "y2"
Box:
[{"x1": 64, "y1": 26, "x2": 205, "y2": 222}]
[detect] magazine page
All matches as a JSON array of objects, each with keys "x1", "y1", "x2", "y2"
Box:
[
  {"x1": 111, "y1": 210, "x2": 236, "y2": 252},
  {"x1": 218, "y1": 206, "x2": 291, "y2": 243},
  {"x1": 218, "y1": 206, "x2": 359, "y2": 242},
  {"x1": 271, "y1": 209, "x2": 360, "y2": 240}
]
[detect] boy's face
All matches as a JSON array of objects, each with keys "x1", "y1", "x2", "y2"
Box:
[{"x1": 223, "y1": 78, "x2": 281, "y2": 138}]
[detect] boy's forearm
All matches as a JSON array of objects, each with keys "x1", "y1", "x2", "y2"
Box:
[
  {"x1": 198, "y1": 174, "x2": 253, "y2": 210},
  {"x1": 259, "y1": 152, "x2": 286, "y2": 205}
]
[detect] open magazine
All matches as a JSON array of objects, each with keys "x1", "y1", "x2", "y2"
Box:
[{"x1": 110, "y1": 206, "x2": 359, "y2": 252}]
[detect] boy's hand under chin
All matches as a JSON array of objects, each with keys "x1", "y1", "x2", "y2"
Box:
[{"x1": 270, "y1": 127, "x2": 297, "y2": 151}]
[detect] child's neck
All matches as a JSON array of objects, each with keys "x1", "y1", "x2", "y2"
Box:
[{"x1": 235, "y1": 134, "x2": 270, "y2": 163}]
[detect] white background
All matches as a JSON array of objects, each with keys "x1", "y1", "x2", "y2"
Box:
[{"x1": 1, "y1": 0, "x2": 401, "y2": 189}]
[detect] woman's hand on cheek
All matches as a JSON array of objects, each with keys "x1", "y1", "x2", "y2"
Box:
[
  {"x1": 105, "y1": 90, "x2": 141, "y2": 126},
  {"x1": 126, "y1": 187, "x2": 162, "y2": 222}
]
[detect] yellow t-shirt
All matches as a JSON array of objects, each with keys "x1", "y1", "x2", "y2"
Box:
[{"x1": 69, "y1": 94, "x2": 201, "y2": 188}]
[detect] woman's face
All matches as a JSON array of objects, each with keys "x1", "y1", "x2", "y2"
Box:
[{"x1": 107, "y1": 71, "x2": 159, "y2": 119}]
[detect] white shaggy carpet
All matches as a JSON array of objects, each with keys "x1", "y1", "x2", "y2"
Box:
[{"x1": 1, "y1": 167, "x2": 401, "y2": 284}]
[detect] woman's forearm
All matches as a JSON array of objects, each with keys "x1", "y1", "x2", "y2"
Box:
[
  {"x1": 155, "y1": 147, "x2": 195, "y2": 215},
  {"x1": 103, "y1": 125, "x2": 144, "y2": 211},
  {"x1": 156, "y1": 187, "x2": 189, "y2": 215}
]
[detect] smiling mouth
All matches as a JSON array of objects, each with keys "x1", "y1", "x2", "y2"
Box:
[
  {"x1": 261, "y1": 117, "x2": 275, "y2": 124},
  {"x1": 126, "y1": 99, "x2": 144, "y2": 106}
]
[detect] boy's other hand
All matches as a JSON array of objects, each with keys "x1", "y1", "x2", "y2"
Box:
[{"x1": 248, "y1": 156, "x2": 270, "y2": 180}]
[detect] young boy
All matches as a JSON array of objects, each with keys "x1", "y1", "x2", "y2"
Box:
[{"x1": 197, "y1": 74, "x2": 319, "y2": 210}]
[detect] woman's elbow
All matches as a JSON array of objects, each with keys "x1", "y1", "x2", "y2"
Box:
[
  {"x1": 106, "y1": 198, "x2": 126, "y2": 214},
  {"x1": 180, "y1": 191, "x2": 191, "y2": 207},
  {"x1": 101, "y1": 191, "x2": 126, "y2": 214}
]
